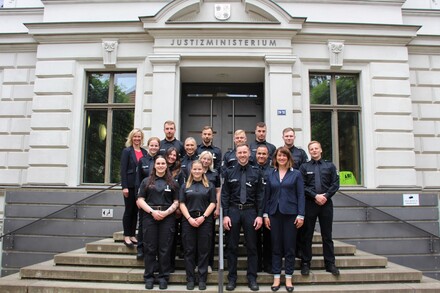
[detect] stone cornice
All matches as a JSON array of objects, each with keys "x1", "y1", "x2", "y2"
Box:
[
  {"x1": 0, "y1": 33, "x2": 37, "y2": 52},
  {"x1": 407, "y1": 35, "x2": 440, "y2": 55},
  {"x1": 274, "y1": 0, "x2": 405, "y2": 5},
  {"x1": 24, "y1": 21, "x2": 152, "y2": 43},
  {"x1": 295, "y1": 22, "x2": 420, "y2": 45}
]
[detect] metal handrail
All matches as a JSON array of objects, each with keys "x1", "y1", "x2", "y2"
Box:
[
  {"x1": 0, "y1": 183, "x2": 120, "y2": 240},
  {"x1": 337, "y1": 190, "x2": 440, "y2": 241}
]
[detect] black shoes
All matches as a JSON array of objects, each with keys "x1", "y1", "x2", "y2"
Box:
[
  {"x1": 270, "y1": 284, "x2": 280, "y2": 292},
  {"x1": 226, "y1": 280, "x2": 236, "y2": 291},
  {"x1": 285, "y1": 285, "x2": 294, "y2": 292},
  {"x1": 159, "y1": 279, "x2": 168, "y2": 289},
  {"x1": 300, "y1": 263, "x2": 310, "y2": 276},
  {"x1": 325, "y1": 264, "x2": 340, "y2": 276},
  {"x1": 186, "y1": 281, "x2": 195, "y2": 290},
  {"x1": 199, "y1": 282, "x2": 207, "y2": 290},
  {"x1": 123, "y1": 239, "x2": 135, "y2": 248},
  {"x1": 145, "y1": 280, "x2": 153, "y2": 289},
  {"x1": 136, "y1": 250, "x2": 144, "y2": 260},
  {"x1": 248, "y1": 280, "x2": 259, "y2": 291}
]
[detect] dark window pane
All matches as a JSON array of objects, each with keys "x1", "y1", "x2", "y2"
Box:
[
  {"x1": 114, "y1": 73, "x2": 136, "y2": 103},
  {"x1": 311, "y1": 111, "x2": 332, "y2": 161},
  {"x1": 310, "y1": 74, "x2": 331, "y2": 104},
  {"x1": 87, "y1": 73, "x2": 110, "y2": 103},
  {"x1": 338, "y1": 112, "x2": 361, "y2": 185},
  {"x1": 83, "y1": 110, "x2": 107, "y2": 183},
  {"x1": 336, "y1": 75, "x2": 358, "y2": 105},
  {"x1": 110, "y1": 110, "x2": 135, "y2": 183}
]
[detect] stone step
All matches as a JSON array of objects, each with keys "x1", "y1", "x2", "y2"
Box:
[
  {"x1": 87, "y1": 238, "x2": 356, "y2": 256},
  {"x1": 55, "y1": 248, "x2": 387, "y2": 269},
  {"x1": 3, "y1": 274, "x2": 440, "y2": 293},
  {"x1": 19, "y1": 260, "x2": 421, "y2": 285}
]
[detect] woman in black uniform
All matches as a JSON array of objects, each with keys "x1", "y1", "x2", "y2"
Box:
[
  {"x1": 137, "y1": 155, "x2": 179, "y2": 290},
  {"x1": 179, "y1": 160, "x2": 217, "y2": 291},
  {"x1": 135, "y1": 136, "x2": 160, "y2": 260},
  {"x1": 199, "y1": 150, "x2": 221, "y2": 273}
]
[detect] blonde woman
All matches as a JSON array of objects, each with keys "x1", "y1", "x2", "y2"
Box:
[
  {"x1": 179, "y1": 160, "x2": 216, "y2": 290},
  {"x1": 120, "y1": 128, "x2": 147, "y2": 247}
]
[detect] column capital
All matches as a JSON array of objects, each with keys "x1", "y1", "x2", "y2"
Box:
[
  {"x1": 148, "y1": 54, "x2": 181, "y2": 65},
  {"x1": 264, "y1": 55, "x2": 297, "y2": 65}
]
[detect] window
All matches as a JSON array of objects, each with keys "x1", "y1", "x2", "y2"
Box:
[
  {"x1": 83, "y1": 72, "x2": 136, "y2": 184},
  {"x1": 309, "y1": 73, "x2": 361, "y2": 185}
]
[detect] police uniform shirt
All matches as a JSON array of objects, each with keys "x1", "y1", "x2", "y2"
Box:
[
  {"x1": 181, "y1": 153, "x2": 198, "y2": 179},
  {"x1": 299, "y1": 159, "x2": 340, "y2": 199},
  {"x1": 257, "y1": 160, "x2": 274, "y2": 183},
  {"x1": 205, "y1": 169, "x2": 221, "y2": 188},
  {"x1": 179, "y1": 181, "x2": 217, "y2": 213},
  {"x1": 197, "y1": 144, "x2": 222, "y2": 172},
  {"x1": 221, "y1": 164, "x2": 265, "y2": 217},
  {"x1": 135, "y1": 154, "x2": 156, "y2": 192},
  {"x1": 288, "y1": 146, "x2": 309, "y2": 170},
  {"x1": 250, "y1": 140, "x2": 276, "y2": 159},
  {"x1": 137, "y1": 176, "x2": 178, "y2": 206},
  {"x1": 159, "y1": 138, "x2": 184, "y2": 158},
  {"x1": 222, "y1": 149, "x2": 256, "y2": 174}
]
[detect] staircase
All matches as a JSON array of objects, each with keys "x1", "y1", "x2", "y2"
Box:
[{"x1": 1, "y1": 231, "x2": 440, "y2": 292}]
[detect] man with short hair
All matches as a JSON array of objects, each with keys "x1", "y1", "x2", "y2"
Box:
[
  {"x1": 159, "y1": 120, "x2": 184, "y2": 157},
  {"x1": 255, "y1": 144, "x2": 273, "y2": 274},
  {"x1": 222, "y1": 129, "x2": 255, "y2": 175},
  {"x1": 197, "y1": 126, "x2": 222, "y2": 173},
  {"x1": 250, "y1": 122, "x2": 276, "y2": 161},
  {"x1": 299, "y1": 141, "x2": 340, "y2": 276},
  {"x1": 222, "y1": 143, "x2": 264, "y2": 291},
  {"x1": 282, "y1": 127, "x2": 308, "y2": 169}
]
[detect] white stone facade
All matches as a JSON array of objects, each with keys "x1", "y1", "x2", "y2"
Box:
[{"x1": 0, "y1": 0, "x2": 439, "y2": 189}]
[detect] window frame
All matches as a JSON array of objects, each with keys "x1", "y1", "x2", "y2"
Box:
[
  {"x1": 309, "y1": 72, "x2": 362, "y2": 185},
  {"x1": 82, "y1": 71, "x2": 136, "y2": 185}
]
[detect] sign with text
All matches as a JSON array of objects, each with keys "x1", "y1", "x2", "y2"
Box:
[{"x1": 403, "y1": 194, "x2": 419, "y2": 206}]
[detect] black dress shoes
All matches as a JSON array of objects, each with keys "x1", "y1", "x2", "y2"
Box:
[
  {"x1": 270, "y1": 284, "x2": 280, "y2": 292},
  {"x1": 136, "y1": 250, "x2": 144, "y2": 260},
  {"x1": 199, "y1": 282, "x2": 207, "y2": 290},
  {"x1": 186, "y1": 281, "x2": 195, "y2": 290},
  {"x1": 325, "y1": 264, "x2": 340, "y2": 276},
  {"x1": 123, "y1": 239, "x2": 134, "y2": 248},
  {"x1": 248, "y1": 280, "x2": 259, "y2": 291},
  {"x1": 159, "y1": 279, "x2": 168, "y2": 289},
  {"x1": 300, "y1": 263, "x2": 310, "y2": 276},
  {"x1": 226, "y1": 280, "x2": 236, "y2": 291},
  {"x1": 145, "y1": 280, "x2": 153, "y2": 289},
  {"x1": 285, "y1": 285, "x2": 294, "y2": 292}
]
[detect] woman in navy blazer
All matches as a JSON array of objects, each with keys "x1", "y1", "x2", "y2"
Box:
[
  {"x1": 263, "y1": 147, "x2": 305, "y2": 292},
  {"x1": 120, "y1": 128, "x2": 148, "y2": 247}
]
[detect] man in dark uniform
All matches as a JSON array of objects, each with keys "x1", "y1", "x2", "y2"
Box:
[
  {"x1": 222, "y1": 129, "x2": 255, "y2": 175},
  {"x1": 250, "y1": 122, "x2": 276, "y2": 161},
  {"x1": 282, "y1": 127, "x2": 308, "y2": 169},
  {"x1": 159, "y1": 120, "x2": 184, "y2": 157},
  {"x1": 222, "y1": 143, "x2": 264, "y2": 291},
  {"x1": 197, "y1": 126, "x2": 222, "y2": 174},
  {"x1": 255, "y1": 145, "x2": 273, "y2": 274},
  {"x1": 299, "y1": 140, "x2": 340, "y2": 276}
]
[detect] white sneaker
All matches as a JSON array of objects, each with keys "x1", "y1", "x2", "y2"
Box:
[{"x1": 208, "y1": 266, "x2": 212, "y2": 274}]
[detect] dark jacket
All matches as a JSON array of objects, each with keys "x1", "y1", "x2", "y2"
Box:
[{"x1": 120, "y1": 146, "x2": 147, "y2": 189}]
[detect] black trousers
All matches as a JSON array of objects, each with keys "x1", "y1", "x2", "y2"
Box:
[
  {"x1": 182, "y1": 216, "x2": 213, "y2": 283},
  {"x1": 123, "y1": 187, "x2": 138, "y2": 237},
  {"x1": 208, "y1": 218, "x2": 216, "y2": 267},
  {"x1": 226, "y1": 207, "x2": 258, "y2": 282},
  {"x1": 270, "y1": 211, "x2": 298, "y2": 275},
  {"x1": 137, "y1": 210, "x2": 145, "y2": 253},
  {"x1": 301, "y1": 198, "x2": 335, "y2": 265},
  {"x1": 142, "y1": 213, "x2": 176, "y2": 282},
  {"x1": 256, "y1": 225, "x2": 272, "y2": 273}
]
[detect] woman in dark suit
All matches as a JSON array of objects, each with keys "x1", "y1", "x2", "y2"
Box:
[
  {"x1": 120, "y1": 128, "x2": 147, "y2": 248},
  {"x1": 263, "y1": 147, "x2": 305, "y2": 292}
]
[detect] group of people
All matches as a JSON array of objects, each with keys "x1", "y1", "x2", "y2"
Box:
[{"x1": 120, "y1": 120, "x2": 340, "y2": 291}]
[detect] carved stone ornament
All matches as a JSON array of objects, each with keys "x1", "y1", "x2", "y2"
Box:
[
  {"x1": 215, "y1": 4, "x2": 231, "y2": 21},
  {"x1": 328, "y1": 41, "x2": 345, "y2": 68},
  {"x1": 102, "y1": 40, "x2": 119, "y2": 67}
]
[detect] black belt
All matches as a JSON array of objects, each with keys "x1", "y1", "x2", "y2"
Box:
[
  {"x1": 189, "y1": 211, "x2": 204, "y2": 217},
  {"x1": 233, "y1": 203, "x2": 255, "y2": 210},
  {"x1": 150, "y1": 205, "x2": 169, "y2": 211}
]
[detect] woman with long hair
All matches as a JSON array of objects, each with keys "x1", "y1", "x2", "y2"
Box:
[
  {"x1": 136, "y1": 155, "x2": 179, "y2": 290},
  {"x1": 263, "y1": 147, "x2": 305, "y2": 292},
  {"x1": 120, "y1": 128, "x2": 147, "y2": 248},
  {"x1": 135, "y1": 136, "x2": 160, "y2": 260},
  {"x1": 179, "y1": 160, "x2": 216, "y2": 290}
]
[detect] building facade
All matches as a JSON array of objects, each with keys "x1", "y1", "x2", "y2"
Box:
[{"x1": 0, "y1": 0, "x2": 439, "y2": 277}]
